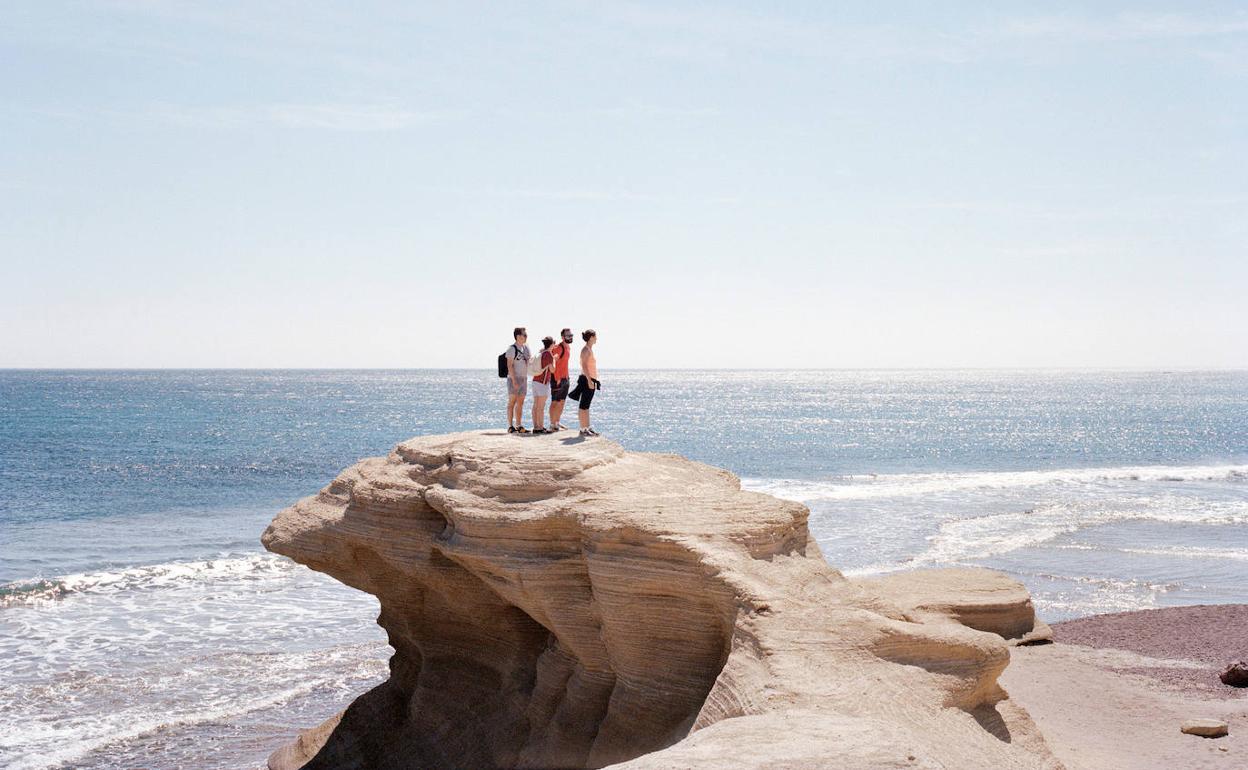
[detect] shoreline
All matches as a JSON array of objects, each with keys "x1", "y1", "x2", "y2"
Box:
[
  {"x1": 1051, "y1": 604, "x2": 1248, "y2": 699},
  {"x1": 1004, "y1": 604, "x2": 1246, "y2": 770}
]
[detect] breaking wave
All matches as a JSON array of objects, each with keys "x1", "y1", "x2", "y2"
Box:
[
  {"x1": 0, "y1": 553, "x2": 296, "y2": 609},
  {"x1": 743, "y1": 463, "x2": 1248, "y2": 502},
  {"x1": 909, "y1": 497, "x2": 1248, "y2": 567},
  {"x1": 0, "y1": 642, "x2": 389, "y2": 770}
]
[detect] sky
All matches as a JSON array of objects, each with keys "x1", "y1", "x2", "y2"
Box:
[{"x1": 2, "y1": 1, "x2": 1246, "y2": 369}]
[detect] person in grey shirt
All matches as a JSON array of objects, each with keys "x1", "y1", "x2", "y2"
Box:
[{"x1": 505, "y1": 327, "x2": 531, "y2": 433}]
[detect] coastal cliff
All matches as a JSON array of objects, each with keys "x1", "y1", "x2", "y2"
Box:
[{"x1": 261, "y1": 431, "x2": 1058, "y2": 769}]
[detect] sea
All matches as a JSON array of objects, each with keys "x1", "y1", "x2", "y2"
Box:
[{"x1": 2, "y1": 369, "x2": 1246, "y2": 769}]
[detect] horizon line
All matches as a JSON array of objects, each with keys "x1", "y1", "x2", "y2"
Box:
[{"x1": 3, "y1": 366, "x2": 1247, "y2": 373}]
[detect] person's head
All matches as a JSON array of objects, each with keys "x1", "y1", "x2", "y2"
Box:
[
  {"x1": 582, "y1": 329, "x2": 597, "y2": 345},
  {"x1": 513, "y1": 327, "x2": 527, "y2": 343},
  {"x1": 560, "y1": 328, "x2": 574, "y2": 344},
  {"x1": 541, "y1": 336, "x2": 554, "y2": 350}
]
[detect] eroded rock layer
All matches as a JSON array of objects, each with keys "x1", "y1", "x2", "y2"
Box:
[{"x1": 262, "y1": 431, "x2": 1059, "y2": 769}]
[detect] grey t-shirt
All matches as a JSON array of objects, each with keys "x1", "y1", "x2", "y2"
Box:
[{"x1": 505, "y1": 343, "x2": 530, "y2": 378}]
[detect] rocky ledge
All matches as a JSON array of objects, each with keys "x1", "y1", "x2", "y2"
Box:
[{"x1": 262, "y1": 431, "x2": 1058, "y2": 769}]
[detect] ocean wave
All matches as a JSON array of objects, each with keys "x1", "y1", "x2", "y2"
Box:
[
  {"x1": 743, "y1": 463, "x2": 1248, "y2": 502},
  {"x1": 1025, "y1": 572, "x2": 1179, "y2": 616},
  {"x1": 1050, "y1": 541, "x2": 1248, "y2": 562},
  {"x1": 1114, "y1": 544, "x2": 1248, "y2": 562},
  {"x1": 913, "y1": 497, "x2": 1248, "y2": 567},
  {"x1": 833, "y1": 496, "x2": 1248, "y2": 578},
  {"x1": 0, "y1": 642, "x2": 389, "y2": 770},
  {"x1": 0, "y1": 553, "x2": 296, "y2": 609}
]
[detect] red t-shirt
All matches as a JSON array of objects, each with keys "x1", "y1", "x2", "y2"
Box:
[
  {"x1": 534, "y1": 349, "x2": 554, "y2": 384},
  {"x1": 552, "y1": 342, "x2": 571, "y2": 381}
]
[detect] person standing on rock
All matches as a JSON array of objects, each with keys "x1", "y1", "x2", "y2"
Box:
[
  {"x1": 530, "y1": 336, "x2": 557, "y2": 434},
  {"x1": 548, "y1": 328, "x2": 574, "y2": 431},
  {"x1": 568, "y1": 329, "x2": 600, "y2": 437},
  {"x1": 505, "y1": 327, "x2": 531, "y2": 434}
]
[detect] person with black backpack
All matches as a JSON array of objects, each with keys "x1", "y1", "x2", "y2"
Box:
[{"x1": 500, "y1": 327, "x2": 531, "y2": 433}]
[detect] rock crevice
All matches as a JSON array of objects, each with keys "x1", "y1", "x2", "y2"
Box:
[{"x1": 262, "y1": 431, "x2": 1059, "y2": 769}]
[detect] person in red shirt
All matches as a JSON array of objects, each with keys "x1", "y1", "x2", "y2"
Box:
[
  {"x1": 530, "y1": 336, "x2": 557, "y2": 434},
  {"x1": 547, "y1": 328, "x2": 574, "y2": 431}
]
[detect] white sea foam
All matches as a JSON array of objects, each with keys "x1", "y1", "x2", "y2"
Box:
[
  {"x1": 0, "y1": 553, "x2": 296, "y2": 608},
  {"x1": 0, "y1": 642, "x2": 389, "y2": 770},
  {"x1": 1116, "y1": 544, "x2": 1248, "y2": 562},
  {"x1": 817, "y1": 489, "x2": 1248, "y2": 585},
  {"x1": 906, "y1": 497, "x2": 1248, "y2": 567},
  {"x1": 743, "y1": 463, "x2": 1248, "y2": 502},
  {"x1": 1027, "y1": 573, "x2": 1178, "y2": 616},
  {"x1": 0, "y1": 547, "x2": 385, "y2": 769}
]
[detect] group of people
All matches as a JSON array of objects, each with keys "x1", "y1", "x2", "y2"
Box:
[{"x1": 503, "y1": 327, "x2": 601, "y2": 437}]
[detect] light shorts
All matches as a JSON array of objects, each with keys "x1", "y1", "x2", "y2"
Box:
[
  {"x1": 531, "y1": 379, "x2": 551, "y2": 398},
  {"x1": 508, "y1": 377, "x2": 528, "y2": 396}
]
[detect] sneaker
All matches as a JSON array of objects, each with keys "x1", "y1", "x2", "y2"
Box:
[
  {"x1": 586, "y1": 428, "x2": 600, "y2": 437},
  {"x1": 508, "y1": 426, "x2": 516, "y2": 434},
  {"x1": 579, "y1": 429, "x2": 590, "y2": 437},
  {"x1": 515, "y1": 426, "x2": 529, "y2": 434},
  {"x1": 533, "y1": 427, "x2": 548, "y2": 435}
]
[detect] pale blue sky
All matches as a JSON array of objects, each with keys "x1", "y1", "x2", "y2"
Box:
[{"x1": 2, "y1": 1, "x2": 1245, "y2": 368}]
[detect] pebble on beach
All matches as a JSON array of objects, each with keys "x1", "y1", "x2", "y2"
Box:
[
  {"x1": 1219, "y1": 661, "x2": 1248, "y2": 687},
  {"x1": 1180, "y1": 719, "x2": 1229, "y2": 738}
]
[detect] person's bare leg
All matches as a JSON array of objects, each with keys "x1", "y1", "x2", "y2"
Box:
[
  {"x1": 514, "y1": 395, "x2": 525, "y2": 428},
  {"x1": 579, "y1": 407, "x2": 589, "y2": 431},
  {"x1": 533, "y1": 396, "x2": 547, "y2": 429},
  {"x1": 507, "y1": 394, "x2": 518, "y2": 427},
  {"x1": 550, "y1": 399, "x2": 564, "y2": 428}
]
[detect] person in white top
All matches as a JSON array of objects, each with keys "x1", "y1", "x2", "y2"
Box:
[{"x1": 505, "y1": 327, "x2": 531, "y2": 433}]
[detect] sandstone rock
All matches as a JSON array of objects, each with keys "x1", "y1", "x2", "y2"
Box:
[
  {"x1": 1180, "y1": 718, "x2": 1228, "y2": 738},
  {"x1": 261, "y1": 431, "x2": 1061, "y2": 770},
  {"x1": 1219, "y1": 660, "x2": 1248, "y2": 687},
  {"x1": 856, "y1": 567, "x2": 1054, "y2": 645},
  {"x1": 267, "y1": 712, "x2": 344, "y2": 769}
]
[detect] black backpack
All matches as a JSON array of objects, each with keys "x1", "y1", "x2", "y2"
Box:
[{"x1": 497, "y1": 345, "x2": 514, "y2": 378}]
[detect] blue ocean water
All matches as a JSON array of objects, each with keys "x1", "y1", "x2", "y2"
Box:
[{"x1": 2, "y1": 369, "x2": 1247, "y2": 769}]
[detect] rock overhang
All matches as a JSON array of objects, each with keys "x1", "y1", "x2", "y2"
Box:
[{"x1": 262, "y1": 430, "x2": 1060, "y2": 770}]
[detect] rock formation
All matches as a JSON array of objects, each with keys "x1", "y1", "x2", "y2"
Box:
[
  {"x1": 857, "y1": 567, "x2": 1053, "y2": 646},
  {"x1": 1220, "y1": 661, "x2": 1248, "y2": 687},
  {"x1": 262, "y1": 431, "x2": 1060, "y2": 769}
]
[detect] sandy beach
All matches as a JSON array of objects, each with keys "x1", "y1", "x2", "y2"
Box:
[{"x1": 1004, "y1": 605, "x2": 1247, "y2": 769}]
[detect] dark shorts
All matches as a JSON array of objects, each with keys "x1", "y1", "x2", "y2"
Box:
[
  {"x1": 572, "y1": 374, "x2": 596, "y2": 410},
  {"x1": 550, "y1": 377, "x2": 570, "y2": 402}
]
